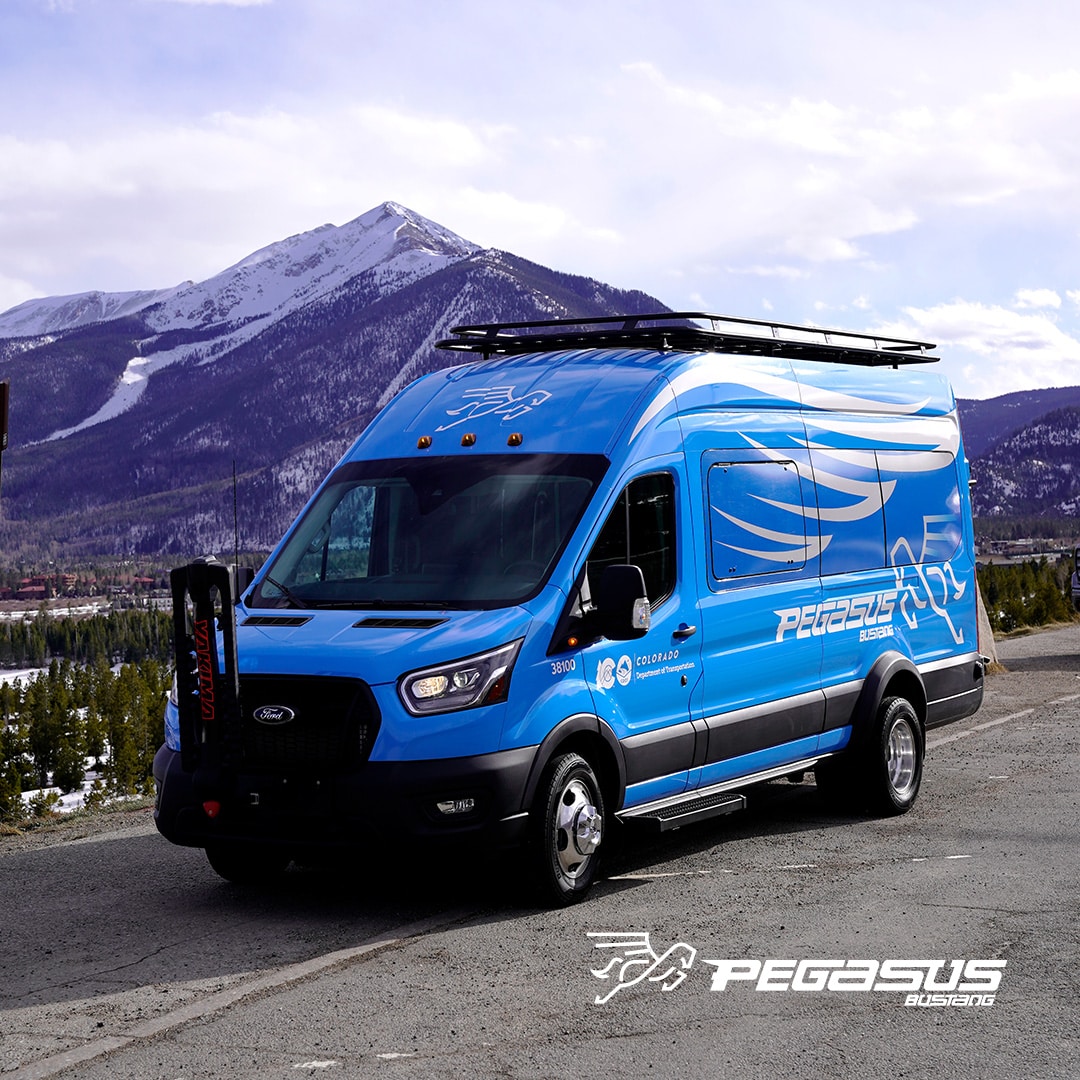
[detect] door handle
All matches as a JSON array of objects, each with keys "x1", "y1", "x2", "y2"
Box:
[{"x1": 672, "y1": 623, "x2": 697, "y2": 639}]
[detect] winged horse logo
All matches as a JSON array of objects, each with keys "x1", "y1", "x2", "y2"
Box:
[{"x1": 587, "y1": 932, "x2": 697, "y2": 1004}]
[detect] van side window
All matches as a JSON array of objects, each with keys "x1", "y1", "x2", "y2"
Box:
[
  {"x1": 708, "y1": 460, "x2": 808, "y2": 579},
  {"x1": 587, "y1": 473, "x2": 676, "y2": 606}
]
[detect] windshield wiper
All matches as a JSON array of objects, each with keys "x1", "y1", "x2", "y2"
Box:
[{"x1": 262, "y1": 574, "x2": 306, "y2": 608}]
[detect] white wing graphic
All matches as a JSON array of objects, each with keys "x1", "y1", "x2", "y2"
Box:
[{"x1": 587, "y1": 932, "x2": 697, "y2": 1004}]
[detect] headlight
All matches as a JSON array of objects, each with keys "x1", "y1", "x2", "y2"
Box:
[{"x1": 399, "y1": 639, "x2": 523, "y2": 716}]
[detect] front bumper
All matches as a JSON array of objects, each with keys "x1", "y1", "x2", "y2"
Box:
[{"x1": 152, "y1": 743, "x2": 535, "y2": 854}]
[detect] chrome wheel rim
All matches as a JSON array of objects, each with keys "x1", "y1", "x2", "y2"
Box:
[
  {"x1": 886, "y1": 717, "x2": 918, "y2": 799},
  {"x1": 553, "y1": 777, "x2": 602, "y2": 880}
]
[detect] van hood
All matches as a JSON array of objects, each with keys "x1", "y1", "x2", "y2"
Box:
[{"x1": 234, "y1": 600, "x2": 537, "y2": 687}]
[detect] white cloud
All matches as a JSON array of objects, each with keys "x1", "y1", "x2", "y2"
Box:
[
  {"x1": 1013, "y1": 288, "x2": 1062, "y2": 309},
  {"x1": 0, "y1": 107, "x2": 519, "y2": 292},
  {"x1": 0, "y1": 273, "x2": 40, "y2": 314},
  {"x1": 874, "y1": 301, "x2": 1080, "y2": 397},
  {"x1": 440, "y1": 188, "x2": 622, "y2": 254},
  {"x1": 725, "y1": 265, "x2": 808, "y2": 280},
  {"x1": 597, "y1": 58, "x2": 1080, "y2": 283}
]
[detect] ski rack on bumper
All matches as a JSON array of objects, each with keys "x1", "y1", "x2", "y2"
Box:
[{"x1": 171, "y1": 559, "x2": 243, "y2": 774}]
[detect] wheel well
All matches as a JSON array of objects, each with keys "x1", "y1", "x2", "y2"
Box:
[
  {"x1": 880, "y1": 671, "x2": 927, "y2": 726},
  {"x1": 543, "y1": 730, "x2": 622, "y2": 815}
]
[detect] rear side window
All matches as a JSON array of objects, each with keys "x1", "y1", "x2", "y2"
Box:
[
  {"x1": 809, "y1": 447, "x2": 887, "y2": 576},
  {"x1": 587, "y1": 473, "x2": 676, "y2": 606},
  {"x1": 879, "y1": 450, "x2": 962, "y2": 565}
]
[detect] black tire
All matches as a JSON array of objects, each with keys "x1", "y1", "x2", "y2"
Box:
[
  {"x1": 532, "y1": 752, "x2": 605, "y2": 906},
  {"x1": 865, "y1": 696, "x2": 924, "y2": 815},
  {"x1": 205, "y1": 843, "x2": 291, "y2": 884},
  {"x1": 815, "y1": 695, "x2": 923, "y2": 816}
]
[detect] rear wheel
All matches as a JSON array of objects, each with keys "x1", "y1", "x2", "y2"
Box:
[
  {"x1": 815, "y1": 695, "x2": 923, "y2": 816},
  {"x1": 205, "y1": 843, "x2": 291, "y2": 884},
  {"x1": 532, "y1": 752, "x2": 605, "y2": 906},
  {"x1": 867, "y1": 696, "x2": 923, "y2": 814}
]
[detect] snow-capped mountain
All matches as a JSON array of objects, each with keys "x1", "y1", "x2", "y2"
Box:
[
  {"x1": 0, "y1": 286, "x2": 185, "y2": 339},
  {"x1": 15, "y1": 203, "x2": 483, "y2": 443},
  {"x1": 0, "y1": 202, "x2": 662, "y2": 558}
]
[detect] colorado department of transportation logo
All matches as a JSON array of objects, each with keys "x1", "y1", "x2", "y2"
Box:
[
  {"x1": 252, "y1": 705, "x2": 296, "y2": 725},
  {"x1": 596, "y1": 655, "x2": 633, "y2": 690}
]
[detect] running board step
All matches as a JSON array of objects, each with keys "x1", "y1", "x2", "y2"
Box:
[{"x1": 627, "y1": 791, "x2": 746, "y2": 832}]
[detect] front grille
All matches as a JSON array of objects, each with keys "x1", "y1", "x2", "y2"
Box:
[{"x1": 237, "y1": 675, "x2": 378, "y2": 771}]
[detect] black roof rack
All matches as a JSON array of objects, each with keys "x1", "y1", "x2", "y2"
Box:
[{"x1": 435, "y1": 312, "x2": 937, "y2": 367}]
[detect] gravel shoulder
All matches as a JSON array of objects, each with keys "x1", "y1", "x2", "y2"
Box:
[{"x1": 0, "y1": 802, "x2": 156, "y2": 857}]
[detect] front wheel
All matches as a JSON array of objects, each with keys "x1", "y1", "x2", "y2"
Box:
[{"x1": 532, "y1": 753, "x2": 606, "y2": 906}]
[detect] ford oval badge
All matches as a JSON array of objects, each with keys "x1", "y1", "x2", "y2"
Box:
[{"x1": 253, "y1": 705, "x2": 295, "y2": 725}]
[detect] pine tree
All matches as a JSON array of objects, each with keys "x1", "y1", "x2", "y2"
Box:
[{"x1": 0, "y1": 726, "x2": 25, "y2": 823}]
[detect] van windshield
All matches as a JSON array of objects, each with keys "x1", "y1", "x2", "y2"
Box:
[{"x1": 249, "y1": 454, "x2": 607, "y2": 610}]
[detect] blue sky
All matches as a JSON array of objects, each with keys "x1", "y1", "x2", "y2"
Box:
[{"x1": 3, "y1": 0, "x2": 1080, "y2": 398}]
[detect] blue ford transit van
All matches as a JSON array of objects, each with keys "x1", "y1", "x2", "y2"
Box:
[{"x1": 154, "y1": 313, "x2": 985, "y2": 904}]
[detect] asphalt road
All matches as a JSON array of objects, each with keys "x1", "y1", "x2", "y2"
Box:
[{"x1": 1, "y1": 623, "x2": 1078, "y2": 1080}]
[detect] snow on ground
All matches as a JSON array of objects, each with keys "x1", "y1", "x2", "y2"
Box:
[
  {"x1": 0, "y1": 668, "x2": 46, "y2": 686},
  {"x1": 20, "y1": 764, "x2": 107, "y2": 815},
  {"x1": 0, "y1": 600, "x2": 115, "y2": 621}
]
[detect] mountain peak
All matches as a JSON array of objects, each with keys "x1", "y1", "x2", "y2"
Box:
[
  {"x1": 146, "y1": 202, "x2": 480, "y2": 334},
  {"x1": 344, "y1": 201, "x2": 479, "y2": 260}
]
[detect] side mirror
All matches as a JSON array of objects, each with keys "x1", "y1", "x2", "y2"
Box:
[
  {"x1": 235, "y1": 566, "x2": 255, "y2": 598},
  {"x1": 596, "y1": 564, "x2": 651, "y2": 640}
]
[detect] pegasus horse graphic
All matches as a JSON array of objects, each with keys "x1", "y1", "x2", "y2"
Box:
[{"x1": 587, "y1": 932, "x2": 697, "y2": 1004}]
